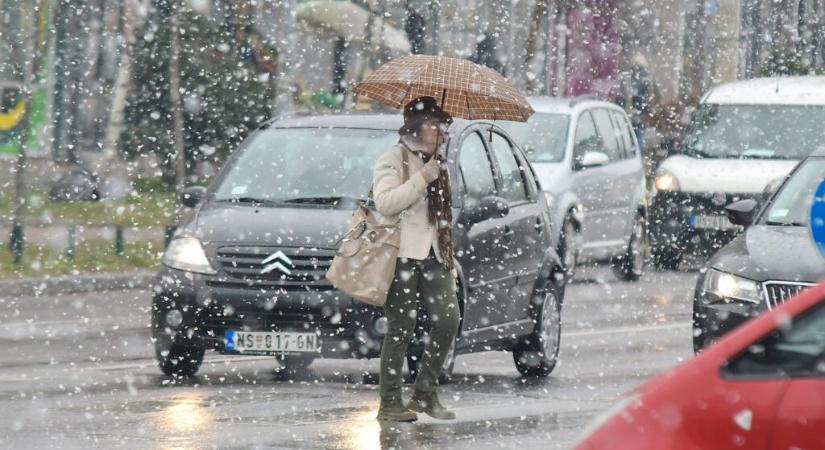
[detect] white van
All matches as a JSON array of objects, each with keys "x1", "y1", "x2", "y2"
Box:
[{"x1": 649, "y1": 76, "x2": 825, "y2": 268}]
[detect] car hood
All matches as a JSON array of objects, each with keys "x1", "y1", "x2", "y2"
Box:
[
  {"x1": 659, "y1": 155, "x2": 797, "y2": 193},
  {"x1": 192, "y1": 202, "x2": 354, "y2": 249},
  {"x1": 531, "y1": 162, "x2": 566, "y2": 192},
  {"x1": 711, "y1": 225, "x2": 825, "y2": 283}
]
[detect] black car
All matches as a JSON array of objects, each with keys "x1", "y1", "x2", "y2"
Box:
[
  {"x1": 693, "y1": 150, "x2": 825, "y2": 352},
  {"x1": 152, "y1": 113, "x2": 565, "y2": 380}
]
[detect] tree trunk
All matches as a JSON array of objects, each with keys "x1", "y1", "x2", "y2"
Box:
[
  {"x1": 10, "y1": 0, "x2": 39, "y2": 261},
  {"x1": 102, "y1": 0, "x2": 149, "y2": 162},
  {"x1": 169, "y1": 1, "x2": 186, "y2": 224}
]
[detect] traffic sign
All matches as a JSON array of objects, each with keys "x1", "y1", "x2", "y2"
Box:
[{"x1": 810, "y1": 179, "x2": 825, "y2": 259}]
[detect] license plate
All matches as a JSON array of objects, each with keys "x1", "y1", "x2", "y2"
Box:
[
  {"x1": 225, "y1": 330, "x2": 319, "y2": 354},
  {"x1": 689, "y1": 215, "x2": 739, "y2": 230}
]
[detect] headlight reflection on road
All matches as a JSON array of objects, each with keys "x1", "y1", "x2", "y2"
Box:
[
  {"x1": 336, "y1": 408, "x2": 382, "y2": 450},
  {"x1": 152, "y1": 392, "x2": 215, "y2": 435}
]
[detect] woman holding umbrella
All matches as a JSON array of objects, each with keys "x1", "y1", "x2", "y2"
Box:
[
  {"x1": 371, "y1": 96, "x2": 459, "y2": 422},
  {"x1": 355, "y1": 55, "x2": 534, "y2": 422}
]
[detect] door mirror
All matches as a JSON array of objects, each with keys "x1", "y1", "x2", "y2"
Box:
[
  {"x1": 725, "y1": 199, "x2": 759, "y2": 227},
  {"x1": 180, "y1": 186, "x2": 207, "y2": 208},
  {"x1": 464, "y1": 195, "x2": 509, "y2": 225},
  {"x1": 577, "y1": 151, "x2": 609, "y2": 169}
]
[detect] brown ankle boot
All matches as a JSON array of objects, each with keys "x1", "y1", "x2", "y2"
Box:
[
  {"x1": 376, "y1": 399, "x2": 418, "y2": 422},
  {"x1": 406, "y1": 390, "x2": 456, "y2": 420}
]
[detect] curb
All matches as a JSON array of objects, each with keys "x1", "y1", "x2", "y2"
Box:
[{"x1": 0, "y1": 270, "x2": 156, "y2": 298}]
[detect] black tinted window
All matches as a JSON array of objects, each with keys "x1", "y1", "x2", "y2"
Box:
[
  {"x1": 725, "y1": 302, "x2": 825, "y2": 378},
  {"x1": 459, "y1": 132, "x2": 496, "y2": 199}
]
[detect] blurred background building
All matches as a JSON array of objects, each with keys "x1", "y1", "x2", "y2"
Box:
[{"x1": 1, "y1": 0, "x2": 823, "y2": 192}]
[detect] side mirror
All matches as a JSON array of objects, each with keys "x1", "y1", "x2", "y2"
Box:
[
  {"x1": 464, "y1": 195, "x2": 509, "y2": 225},
  {"x1": 726, "y1": 199, "x2": 758, "y2": 227},
  {"x1": 577, "y1": 151, "x2": 609, "y2": 169},
  {"x1": 180, "y1": 186, "x2": 207, "y2": 208}
]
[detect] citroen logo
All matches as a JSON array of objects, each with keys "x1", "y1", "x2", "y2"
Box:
[{"x1": 260, "y1": 250, "x2": 293, "y2": 275}]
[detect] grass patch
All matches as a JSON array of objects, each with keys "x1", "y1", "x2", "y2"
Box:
[
  {"x1": 0, "y1": 240, "x2": 163, "y2": 279},
  {"x1": 0, "y1": 189, "x2": 177, "y2": 227}
]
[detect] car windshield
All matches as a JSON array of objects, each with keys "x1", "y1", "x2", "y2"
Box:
[
  {"x1": 762, "y1": 157, "x2": 825, "y2": 226},
  {"x1": 684, "y1": 104, "x2": 825, "y2": 160},
  {"x1": 499, "y1": 113, "x2": 569, "y2": 163},
  {"x1": 211, "y1": 127, "x2": 399, "y2": 203}
]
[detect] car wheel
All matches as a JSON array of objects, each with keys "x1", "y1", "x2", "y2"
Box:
[
  {"x1": 652, "y1": 242, "x2": 682, "y2": 270},
  {"x1": 155, "y1": 336, "x2": 205, "y2": 377},
  {"x1": 276, "y1": 354, "x2": 315, "y2": 375},
  {"x1": 558, "y1": 215, "x2": 578, "y2": 280},
  {"x1": 406, "y1": 338, "x2": 456, "y2": 385},
  {"x1": 513, "y1": 283, "x2": 561, "y2": 378},
  {"x1": 612, "y1": 213, "x2": 648, "y2": 281}
]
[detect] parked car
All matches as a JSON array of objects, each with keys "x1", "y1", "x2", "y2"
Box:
[
  {"x1": 576, "y1": 280, "x2": 825, "y2": 450},
  {"x1": 650, "y1": 76, "x2": 825, "y2": 269},
  {"x1": 693, "y1": 149, "x2": 825, "y2": 351},
  {"x1": 500, "y1": 97, "x2": 647, "y2": 281},
  {"x1": 151, "y1": 113, "x2": 565, "y2": 379}
]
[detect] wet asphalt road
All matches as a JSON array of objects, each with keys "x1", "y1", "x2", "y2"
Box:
[{"x1": 0, "y1": 265, "x2": 697, "y2": 450}]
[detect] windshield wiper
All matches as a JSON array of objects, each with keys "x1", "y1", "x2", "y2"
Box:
[
  {"x1": 215, "y1": 196, "x2": 279, "y2": 205},
  {"x1": 282, "y1": 196, "x2": 369, "y2": 205},
  {"x1": 765, "y1": 220, "x2": 805, "y2": 227}
]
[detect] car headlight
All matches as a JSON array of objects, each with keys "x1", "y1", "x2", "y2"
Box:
[
  {"x1": 654, "y1": 171, "x2": 680, "y2": 191},
  {"x1": 162, "y1": 237, "x2": 217, "y2": 275},
  {"x1": 702, "y1": 269, "x2": 762, "y2": 304}
]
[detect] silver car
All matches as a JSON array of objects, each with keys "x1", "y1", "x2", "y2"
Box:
[{"x1": 502, "y1": 97, "x2": 647, "y2": 281}]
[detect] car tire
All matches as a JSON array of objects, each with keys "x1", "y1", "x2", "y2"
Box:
[
  {"x1": 155, "y1": 338, "x2": 205, "y2": 377},
  {"x1": 558, "y1": 215, "x2": 578, "y2": 280},
  {"x1": 612, "y1": 213, "x2": 647, "y2": 282},
  {"x1": 406, "y1": 338, "x2": 456, "y2": 385},
  {"x1": 652, "y1": 243, "x2": 682, "y2": 270},
  {"x1": 276, "y1": 354, "x2": 315, "y2": 375},
  {"x1": 512, "y1": 282, "x2": 562, "y2": 378}
]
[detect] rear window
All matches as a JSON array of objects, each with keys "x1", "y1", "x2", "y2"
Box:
[{"x1": 684, "y1": 104, "x2": 825, "y2": 160}]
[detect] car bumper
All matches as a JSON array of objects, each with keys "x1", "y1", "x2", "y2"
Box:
[
  {"x1": 151, "y1": 266, "x2": 386, "y2": 359},
  {"x1": 650, "y1": 191, "x2": 749, "y2": 252},
  {"x1": 692, "y1": 290, "x2": 762, "y2": 351}
]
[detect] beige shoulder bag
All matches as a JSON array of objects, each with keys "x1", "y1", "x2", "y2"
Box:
[{"x1": 325, "y1": 148, "x2": 409, "y2": 306}]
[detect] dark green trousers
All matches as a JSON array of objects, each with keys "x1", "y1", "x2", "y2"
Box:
[{"x1": 379, "y1": 252, "x2": 460, "y2": 402}]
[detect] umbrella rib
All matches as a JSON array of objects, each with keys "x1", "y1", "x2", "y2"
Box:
[{"x1": 464, "y1": 91, "x2": 473, "y2": 120}]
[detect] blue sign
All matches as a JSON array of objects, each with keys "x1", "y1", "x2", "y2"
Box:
[{"x1": 810, "y1": 179, "x2": 825, "y2": 259}]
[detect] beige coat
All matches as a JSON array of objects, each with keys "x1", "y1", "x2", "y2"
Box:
[{"x1": 372, "y1": 144, "x2": 445, "y2": 263}]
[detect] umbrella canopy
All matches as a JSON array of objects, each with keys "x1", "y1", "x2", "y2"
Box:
[
  {"x1": 295, "y1": 1, "x2": 410, "y2": 54},
  {"x1": 353, "y1": 55, "x2": 534, "y2": 122}
]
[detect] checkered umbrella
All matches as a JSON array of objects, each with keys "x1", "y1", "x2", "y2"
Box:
[{"x1": 353, "y1": 55, "x2": 534, "y2": 122}]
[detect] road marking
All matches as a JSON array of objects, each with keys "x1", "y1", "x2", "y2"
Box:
[{"x1": 564, "y1": 322, "x2": 689, "y2": 337}]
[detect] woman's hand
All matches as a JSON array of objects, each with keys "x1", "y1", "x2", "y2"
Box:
[{"x1": 421, "y1": 157, "x2": 443, "y2": 183}]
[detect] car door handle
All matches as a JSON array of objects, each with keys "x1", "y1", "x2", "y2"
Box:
[{"x1": 534, "y1": 218, "x2": 544, "y2": 234}]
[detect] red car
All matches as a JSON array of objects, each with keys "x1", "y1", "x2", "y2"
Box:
[{"x1": 576, "y1": 281, "x2": 825, "y2": 450}]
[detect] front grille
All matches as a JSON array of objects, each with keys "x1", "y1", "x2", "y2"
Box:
[
  {"x1": 198, "y1": 303, "x2": 348, "y2": 339},
  {"x1": 763, "y1": 281, "x2": 815, "y2": 309},
  {"x1": 211, "y1": 246, "x2": 335, "y2": 291}
]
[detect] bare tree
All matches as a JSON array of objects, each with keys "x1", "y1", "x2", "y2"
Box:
[{"x1": 102, "y1": 0, "x2": 150, "y2": 165}]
